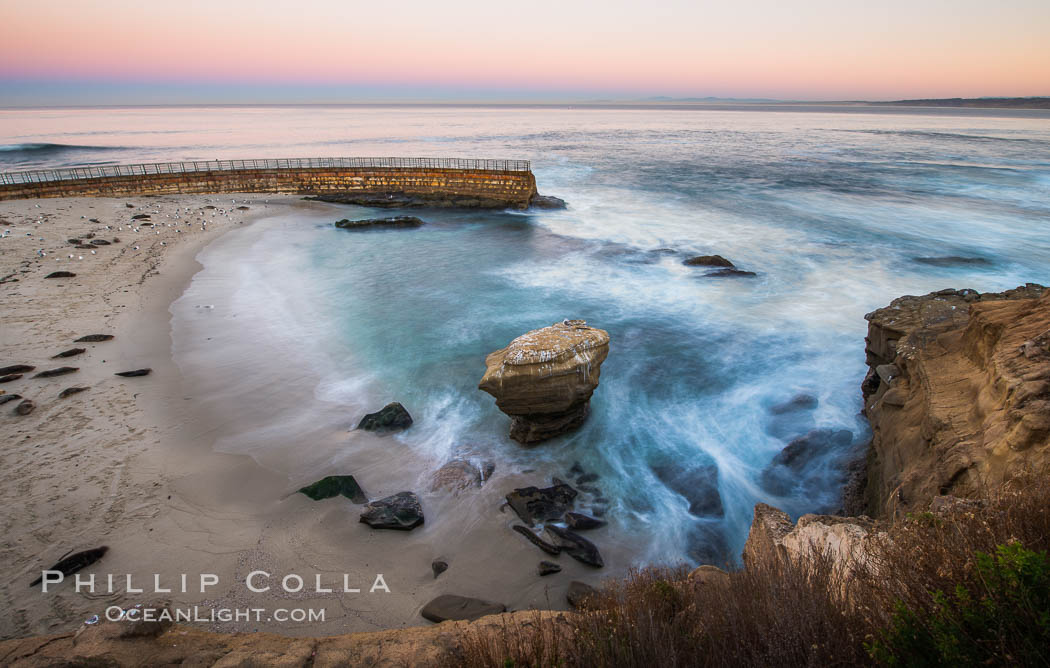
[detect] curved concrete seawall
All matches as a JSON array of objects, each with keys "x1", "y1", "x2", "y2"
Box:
[{"x1": 0, "y1": 158, "x2": 538, "y2": 209}]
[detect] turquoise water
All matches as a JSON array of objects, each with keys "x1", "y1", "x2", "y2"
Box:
[{"x1": 4, "y1": 105, "x2": 1049, "y2": 566}]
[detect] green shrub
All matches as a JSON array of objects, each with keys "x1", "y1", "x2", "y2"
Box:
[{"x1": 869, "y1": 542, "x2": 1050, "y2": 666}]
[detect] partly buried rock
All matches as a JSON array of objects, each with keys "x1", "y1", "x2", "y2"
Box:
[
  {"x1": 431, "y1": 560, "x2": 448, "y2": 578},
  {"x1": 357, "y1": 402, "x2": 413, "y2": 433},
  {"x1": 299, "y1": 475, "x2": 368, "y2": 503},
  {"x1": 115, "y1": 369, "x2": 151, "y2": 377},
  {"x1": 45, "y1": 271, "x2": 76, "y2": 279},
  {"x1": 530, "y1": 194, "x2": 568, "y2": 209},
  {"x1": 538, "y1": 560, "x2": 562, "y2": 576},
  {"x1": 546, "y1": 526, "x2": 604, "y2": 568},
  {"x1": 359, "y1": 492, "x2": 424, "y2": 530},
  {"x1": 34, "y1": 366, "x2": 78, "y2": 378},
  {"x1": 430, "y1": 459, "x2": 491, "y2": 493},
  {"x1": 334, "y1": 216, "x2": 424, "y2": 230},
  {"x1": 683, "y1": 254, "x2": 734, "y2": 268},
  {"x1": 506, "y1": 482, "x2": 578, "y2": 525},
  {"x1": 566, "y1": 581, "x2": 598, "y2": 609},
  {"x1": 479, "y1": 320, "x2": 610, "y2": 444},
  {"x1": 420, "y1": 594, "x2": 505, "y2": 622},
  {"x1": 512, "y1": 525, "x2": 561, "y2": 556}
]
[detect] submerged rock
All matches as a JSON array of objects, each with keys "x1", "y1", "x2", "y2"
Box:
[
  {"x1": 652, "y1": 462, "x2": 724, "y2": 517},
  {"x1": 912, "y1": 256, "x2": 992, "y2": 267},
  {"x1": 683, "y1": 254, "x2": 734, "y2": 268},
  {"x1": 565, "y1": 512, "x2": 606, "y2": 530},
  {"x1": 359, "y1": 492, "x2": 424, "y2": 530},
  {"x1": 506, "y1": 483, "x2": 578, "y2": 525},
  {"x1": 310, "y1": 192, "x2": 516, "y2": 209},
  {"x1": 701, "y1": 268, "x2": 757, "y2": 278},
  {"x1": 420, "y1": 594, "x2": 505, "y2": 622},
  {"x1": 430, "y1": 459, "x2": 488, "y2": 493},
  {"x1": 334, "y1": 216, "x2": 425, "y2": 229},
  {"x1": 759, "y1": 429, "x2": 853, "y2": 497},
  {"x1": 357, "y1": 402, "x2": 413, "y2": 433},
  {"x1": 479, "y1": 320, "x2": 610, "y2": 444},
  {"x1": 769, "y1": 394, "x2": 818, "y2": 415},
  {"x1": 298, "y1": 475, "x2": 368, "y2": 503}
]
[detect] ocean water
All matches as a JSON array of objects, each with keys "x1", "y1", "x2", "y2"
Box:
[{"x1": 4, "y1": 105, "x2": 1049, "y2": 568}]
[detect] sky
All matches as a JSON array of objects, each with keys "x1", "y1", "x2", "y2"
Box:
[{"x1": 1, "y1": 0, "x2": 1048, "y2": 106}]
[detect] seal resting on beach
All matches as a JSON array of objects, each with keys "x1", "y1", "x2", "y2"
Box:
[{"x1": 29, "y1": 546, "x2": 109, "y2": 586}]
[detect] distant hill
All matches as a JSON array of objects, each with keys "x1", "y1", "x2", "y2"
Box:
[{"x1": 872, "y1": 97, "x2": 1050, "y2": 109}]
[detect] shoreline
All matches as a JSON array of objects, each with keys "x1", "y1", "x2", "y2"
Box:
[{"x1": 0, "y1": 194, "x2": 599, "y2": 643}]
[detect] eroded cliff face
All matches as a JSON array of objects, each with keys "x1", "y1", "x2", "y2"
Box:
[{"x1": 859, "y1": 283, "x2": 1050, "y2": 518}]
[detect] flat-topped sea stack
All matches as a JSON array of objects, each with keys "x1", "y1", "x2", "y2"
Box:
[{"x1": 479, "y1": 320, "x2": 609, "y2": 444}]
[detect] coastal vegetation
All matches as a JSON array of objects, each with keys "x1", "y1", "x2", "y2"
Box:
[{"x1": 445, "y1": 475, "x2": 1050, "y2": 667}]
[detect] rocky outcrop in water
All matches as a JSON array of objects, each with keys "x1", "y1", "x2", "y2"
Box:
[
  {"x1": 357, "y1": 402, "x2": 413, "y2": 433},
  {"x1": 857, "y1": 283, "x2": 1050, "y2": 518},
  {"x1": 479, "y1": 320, "x2": 610, "y2": 444},
  {"x1": 334, "y1": 216, "x2": 425, "y2": 229},
  {"x1": 308, "y1": 192, "x2": 516, "y2": 209},
  {"x1": 529, "y1": 194, "x2": 568, "y2": 209}
]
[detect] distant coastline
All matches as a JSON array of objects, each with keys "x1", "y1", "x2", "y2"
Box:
[{"x1": 870, "y1": 97, "x2": 1050, "y2": 109}]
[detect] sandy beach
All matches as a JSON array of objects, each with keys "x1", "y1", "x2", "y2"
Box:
[{"x1": 0, "y1": 194, "x2": 608, "y2": 642}]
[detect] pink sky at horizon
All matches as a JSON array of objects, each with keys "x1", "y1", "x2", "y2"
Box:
[{"x1": 1, "y1": 0, "x2": 1048, "y2": 102}]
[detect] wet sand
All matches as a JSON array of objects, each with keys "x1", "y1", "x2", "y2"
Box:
[{"x1": 0, "y1": 195, "x2": 609, "y2": 641}]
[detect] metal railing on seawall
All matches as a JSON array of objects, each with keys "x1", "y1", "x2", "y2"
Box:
[{"x1": 0, "y1": 157, "x2": 533, "y2": 186}]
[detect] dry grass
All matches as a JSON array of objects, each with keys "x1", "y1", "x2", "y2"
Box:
[{"x1": 442, "y1": 475, "x2": 1050, "y2": 668}]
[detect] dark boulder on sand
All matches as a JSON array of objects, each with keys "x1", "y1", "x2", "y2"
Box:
[
  {"x1": 506, "y1": 482, "x2": 578, "y2": 525},
  {"x1": 298, "y1": 475, "x2": 368, "y2": 503},
  {"x1": 530, "y1": 194, "x2": 568, "y2": 209},
  {"x1": 359, "y1": 492, "x2": 424, "y2": 530},
  {"x1": 431, "y1": 560, "x2": 448, "y2": 578},
  {"x1": 538, "y1": 560, "x2": 562, "y2": 576},
  {"x1": 683, "y1": 254, "x2": 734, "y2": 268},
  {"x1": 335, "y1": 216, "x2": 425, "y2": 230},
  {"x1": 357, "y1": 402, "x2": 413, "y2": 433},
  {"x1": 34, "y1": 367, "x2": 79, "y2": 378},
  {"x1": 420, "y1": 594, "x2": 505, "y2": 622},
  {"x1": 547, "y1": 525, "x2": 604, "y2": 568},
  {"x1": 45, "y1": 271, "x2": 76, "y2": 279}
]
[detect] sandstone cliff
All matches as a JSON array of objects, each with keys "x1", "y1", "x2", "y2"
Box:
[{"x1": 859, "y1": 283, "x2": 1050, "y2": 518}]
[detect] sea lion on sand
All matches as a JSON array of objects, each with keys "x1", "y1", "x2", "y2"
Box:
[{"x1": 30, "y1": 546, "x2": 109, "y2": 587}]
